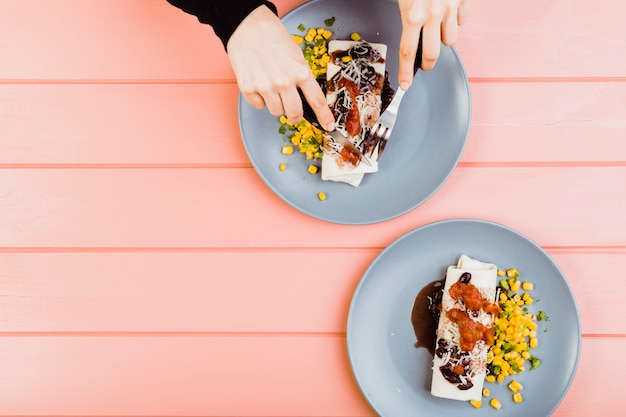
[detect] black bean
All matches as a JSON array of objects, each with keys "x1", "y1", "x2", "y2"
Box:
[
  {"x1": 440, "y1": 365, "x2": 461, "y2": 384},
  {"x1": 458, "y1": 380, "x2": 474, "y2": 391},
  {"x1": 459, "y1": 272, "x2": 472, "y2": 283}
]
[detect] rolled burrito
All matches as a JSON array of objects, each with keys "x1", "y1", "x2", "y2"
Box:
[
  {"x1": 321, "y1": 39, "x2": 387, "y2": 186},
  {"x1": 431, "y1": 255, "x2": 500, "y2": 401}
]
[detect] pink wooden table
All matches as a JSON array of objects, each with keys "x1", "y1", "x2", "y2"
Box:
[{"x1": 1, "y1": 0, "x2": 625, "y2": 415}]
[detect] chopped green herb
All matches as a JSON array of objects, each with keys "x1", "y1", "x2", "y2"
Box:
[
  {"x1": 529, "y1": 355, "x2": 542, "y2": 370},
  {"x1": 324, "y1": 16, "x2": 335, "y2": 26},
  {"x1": 537, "y1": 310, "x2": 550, "y2": 321},
  {"x1": 297, "y1": 23, "x2": 306, "y2": 32}
]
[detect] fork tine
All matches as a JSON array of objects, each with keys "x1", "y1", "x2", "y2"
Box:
[
  {"x1": 363, "y1": 125, "x2": 380, "y2": 158},
  {"x1": 376, "y1": 138, "x2": 388, "y2": 159},
  {"x1": 374, "y1": 128, "x2": 391, "y2": 161}
]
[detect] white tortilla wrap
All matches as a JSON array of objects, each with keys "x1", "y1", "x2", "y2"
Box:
[
  {"x1": 431, "y1": 255, "x2": 497, "y2": 401},
  {"x1": 321, "y1": 40, "x2": 386, "y2": 186}
]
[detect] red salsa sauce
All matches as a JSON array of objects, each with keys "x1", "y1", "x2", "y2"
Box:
[{"x1": 447, "y1": 281, "x2": 500, "y2": 351}]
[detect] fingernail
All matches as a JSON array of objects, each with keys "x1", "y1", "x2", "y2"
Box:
[
  {"x1": 325, "y1": 121, "x2": 335, "y2": 131},
  {"x1": 400, "y1": 81, "x2": 410, "y2": 91}
]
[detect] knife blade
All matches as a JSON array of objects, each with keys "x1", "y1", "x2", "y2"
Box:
[{"x1": 297, "y1": 89, "x2": 371, "y2": 167}]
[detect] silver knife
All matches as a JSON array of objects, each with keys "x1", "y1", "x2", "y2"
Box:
[{"x1": 298, "y1": 89, "x2": 371, "y2": 167}]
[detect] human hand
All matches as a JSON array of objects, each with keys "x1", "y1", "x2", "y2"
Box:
[
  {"x1": 226, "y1": 5, "x2": 335, "y2": 130},
  {"x1": 397, "y1": 0, "x2": 469, "y2": 90}
]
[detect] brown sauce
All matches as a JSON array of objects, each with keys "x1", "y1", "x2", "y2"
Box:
[{"x1": 411, "y1": 279, "x2": 444, "y2": 356}]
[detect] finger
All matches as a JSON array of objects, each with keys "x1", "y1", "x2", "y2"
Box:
[
  {"x1": 278, "y1": 86, "x2": 304, "y2": 125},
  {"x1": 398, "y1": 23, "x2": 423, "y2": 90},
  {"x1": 299, "y1": 76, "x2": 334, "y2": 131},
  {"x1": 420, "y1": 22, "x2": 441, "y2": 71},
  {"x1": 441, "y1": 7, "x2": 459, "y2": 46},
  {"x1": 458, "y1": 0, "x2": 470, "y2": 26},
  {"x1": 261, "y1": 91, "x2": 285, "y2": 117},
  {"x1": 244, "y1": 91, "x2": 266, "y2": 109}
]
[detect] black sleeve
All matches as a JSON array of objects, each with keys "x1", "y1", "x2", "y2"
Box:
[{"x1": 166, "y1": 0, "x2": 278, "y2": 50}]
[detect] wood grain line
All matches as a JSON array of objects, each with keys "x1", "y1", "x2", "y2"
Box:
[
  {"x1": 0, "y1": 331, "x2": 346, "y2": 338},
  {"x1": 2, "y1": 161, "x2": 626, "y2": 169},
  {"x1": 0, "y1": 331, "x2": 619, "y2": 339},
  {"x1": 2, "y1": 77, "x2": 626, "y2": 84},
  {"x1": 1, "y1": 246, "x2": 625, "y2": 254}
]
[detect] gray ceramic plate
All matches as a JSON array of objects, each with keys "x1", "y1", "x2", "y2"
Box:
[
  {"x1": 238, "y1": 0, "x2": 470, "y2": 224},
  {"x1": 347, "y1": 219, "x2": 581, "y2": 416}
]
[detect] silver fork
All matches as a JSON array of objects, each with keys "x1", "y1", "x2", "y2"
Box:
[
  {"x1": 365, "y1": 87, "x2": 406, "y2": 159},
  {"x1": 365, "y1": 33, "x2": 423, "y2": 161}
]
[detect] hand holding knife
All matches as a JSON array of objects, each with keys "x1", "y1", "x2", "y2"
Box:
[{"x1": 297, "y1": 89, "x2": 371, "y2": 167}]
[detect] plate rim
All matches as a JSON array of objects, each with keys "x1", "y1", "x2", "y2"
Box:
[
  {"x1": 237, "y1": 0, "x2": 472, "y2": 225},
  {"x1": 346, "y1": 218, "x2": 582, "y2": 416}
]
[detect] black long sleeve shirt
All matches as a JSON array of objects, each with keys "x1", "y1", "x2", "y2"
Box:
[{"x1": 166, "y1": 0, "x2": 278, "y2": 49}]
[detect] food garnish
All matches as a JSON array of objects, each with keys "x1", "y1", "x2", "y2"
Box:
[
  {"x1": 418, "y1": 261, "x2": 547, "y2": 409},
  {"x1": 487, "y1": 268, "x2": 543, "y2": 385}
]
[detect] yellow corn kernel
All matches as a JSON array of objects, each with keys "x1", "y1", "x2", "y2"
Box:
[
  {"x1": 530, "y1": 337, "x2": 538, "y2": 349},
  {"x1": 469, "y1": 399, "x2": 482, "y2": 409},
  {"x1": 341, "y1": 55, "x2": 351, "y2": 63},
  {"x1": 482, "y1": 388, "x2": 490, "y2": 397},
  {"x1": 307, "y1": 165, "x2": 318, "y2": 175},
  {"x1": 508, "y1": 380, "x2": 524, "y2": 393},
  {"x1": 490, "y1": 398, "x2": 502, "y2": 410},
  {"x1": 322, "y1": 29, "x2": 332, "y2": 39},
  {"x1": 506, "y1": 268, "x2": 519, "y2": 279},
  {"x1": 522, "y1": 351, "x2": 530, "y2": 360},
  {"x1": 510, "y1": 280, "x2": 521, "y2": 292},
  {"x1": 279, "y1": 162, "x2": 286, "y2": 171},
  {"x1": 281, "y1": 145, "x2": 293, "y2": 155},
  {"x1": 292, "y1": 34, "x2": 303, "y2": 44},
  {"x1": 486, "y1": 375, "x2": 496, "y2": 383},
  {"x1": 317, "y1": 191, "x2": 326, "y2": 201},
  {"x1": 496, "y1": 374, "x2": 505, "y2": 383},
  {"x1": 513, "y1": 393, "x2": 523, "y2": 403},
  {"x1": 350, "y1": 32, "x2": 361, "y2": 41},
  {"x1": 522, "y1": 281, "x2": 534, "y2": 291},
  {"x1": 497, "y1": 269, "x2": 506, "y2": 277}
]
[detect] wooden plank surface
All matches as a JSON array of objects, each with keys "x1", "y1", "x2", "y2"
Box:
[
  {"x1": 1, "y1": 167, "x2": 625, "y2": 248},
  {"x1": 1, "y1": 0, "x2": 625, "y2": 415},
  {"x1": 0, "y1": 336, "x2": 617, "y2": 416},
  {"x1": 1, "y1": 82, "x2": 626, "y2": 165},
  {"x1": 0, "y1": 251, "x2": 623, "y2": 334},
  {"x1": 2, "y1": 0, "x2": 626, "y2": 80}
]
